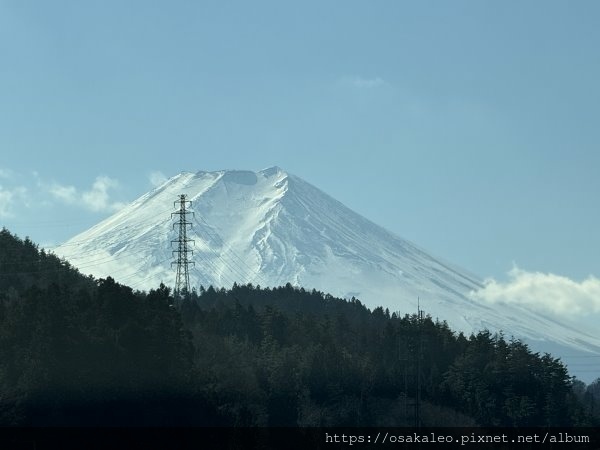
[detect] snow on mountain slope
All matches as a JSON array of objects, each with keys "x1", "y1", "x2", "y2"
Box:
[{"x1": 55, "y1": 167, "x2": 600, "y2": 378}]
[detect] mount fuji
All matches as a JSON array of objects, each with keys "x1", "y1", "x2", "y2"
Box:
[{"x1": 55, "y1": 167, "x2": 600, "y2": 380}]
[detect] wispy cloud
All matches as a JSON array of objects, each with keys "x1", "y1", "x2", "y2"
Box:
[
  {"x1": 0, "y1": 185, "x2": 27, "y2": 218},
  {"x1": 48, "y1": 176, "x2": 126, "y2": 213},
  {"x1": 49, "y1": 183, "x2": 77, "y2": 204},
  {"x1": 470, "y1": 265, "x2": 600, "y2": 316},
  {"x1": 1, "y1": 170, "x2": 127, "y2": 217},
  {"x1": 149, "y1": 171, "x2": 168, "y2": 187},
  {"x1": 339, "y1": 75, "x2": 386, "y2": 89},
  {"x1": 82, "y1": 176, "x2": 126, "y2": 212}
]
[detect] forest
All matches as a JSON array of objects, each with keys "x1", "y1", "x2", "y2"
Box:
[{"x1": 0, "y1": 227, "x2": 599, "y2": 426}]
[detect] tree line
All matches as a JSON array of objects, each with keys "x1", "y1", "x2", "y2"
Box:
[{"x1": 0, "y1": 228, "x2": 598, "y2": 426}]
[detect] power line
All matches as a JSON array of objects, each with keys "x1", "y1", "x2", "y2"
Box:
[
  {"x1": 193, "y1": 214, "x2": 272, "y2": 287},
  {"x1": 126, "y1": 257, "x2": 173, "y2": 290},
  {"x1": 41, "y1": 207, "x2": 176, "y2": 250}
]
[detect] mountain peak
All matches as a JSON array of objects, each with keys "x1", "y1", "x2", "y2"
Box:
[
  {"x1": 178, "y1": 167, "x2": 288, "y2": 188},
  {"x1": 55, "y1": 168, "x2": 600, "y2": 370},
  {"x1": 190, "y1": 166, "x2": 286, "y2": 176},
  {"x1": 259, "y1": 166, "x2": 285, "y2": 177}
]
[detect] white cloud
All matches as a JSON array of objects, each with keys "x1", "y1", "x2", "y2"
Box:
[
  {"x1": 48, "y1": 176, "x2": 125, "y2": 213},
  {"x1": 0, "y1": 188, "x2": 13, "y2": 217},
  {"x1": 0, "y1": 185, "x2": 27, "y2": 218},
  {"x1": 0, "y1": 168, "x2": 13, "y2": 179},
  {"x1": 149, "y1": 171, "x2": 168, "y2": 187},
  {"x1": 49, "y1": 183, "x2": 77, "y2": 204},
  {"x1": 82, "y1": 176, "x2": 125, "y2": 212},
  {"x1": 340, "y1": 75, "x2": 386, "y2": 89},
  {"x1": 470, "y1": 265, "x2": 600, "y2": 316}
]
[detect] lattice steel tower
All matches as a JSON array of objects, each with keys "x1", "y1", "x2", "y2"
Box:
[{"x1": 171, "y1": 194, "x2": 195, "y2": 295}]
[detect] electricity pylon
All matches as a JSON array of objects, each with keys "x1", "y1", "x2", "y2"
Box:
[
  {"x1": 171, "y1": 194, "x2": 195, "y2": 296},
  {"x1": 399, "y1": 298, "x2": 425, "y2": 427}
]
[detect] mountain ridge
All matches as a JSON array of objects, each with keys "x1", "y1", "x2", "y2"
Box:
[{"x1": 54, "y1": 167, "x2": 600, "y2": 379}]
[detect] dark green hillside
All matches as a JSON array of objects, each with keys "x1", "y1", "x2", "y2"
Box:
[
  {"x1": 0, "y1": 229, "x2": 218, "y2": 425},
  {"x1": 0, "y1": 228, "x2": 93, "y2": 293},
  {"x1": 182, "y1": 285, "x2": 594, "y2": 426},
  {"x1": 0, "y1": 228, "x2": 598, "y2": 426}
]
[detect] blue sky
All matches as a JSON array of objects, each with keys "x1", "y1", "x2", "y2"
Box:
[{"x1": 1, "y1": 1, "x2": 600, "y2": 322}]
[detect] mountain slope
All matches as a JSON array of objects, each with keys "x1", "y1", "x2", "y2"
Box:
[{"x1": 54, "y1": 167, "x2": 600, "y2": 371}]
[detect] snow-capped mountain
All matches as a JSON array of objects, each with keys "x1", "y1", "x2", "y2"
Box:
[{"x1": 55, "y1": 167, "x2": 600, "y2": 380}]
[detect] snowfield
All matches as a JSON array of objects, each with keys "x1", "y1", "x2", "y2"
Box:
[{"x1": 55, "y1": 167, "x2": 600, "y2": 380}]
